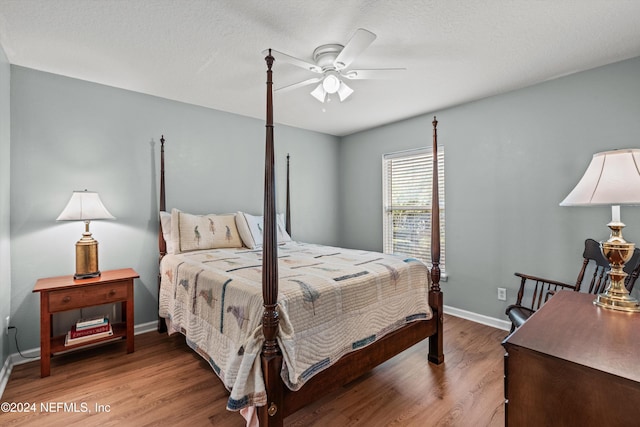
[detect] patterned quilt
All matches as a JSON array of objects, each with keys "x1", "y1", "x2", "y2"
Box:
[{"x1": 158, "y1": 241, "x2": 432, "y2": 411}]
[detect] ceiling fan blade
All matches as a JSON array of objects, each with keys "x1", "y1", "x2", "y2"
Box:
[
  {"x1": 275, "y1": 77, "x2": 323, "y2": 93},
  {"x1": 333, "y1": 28, "x2": 376, "y2": 70},
  {"x1": 262, "y1": 48, "x2": 322, "y2": 73},
  {"x1": 342, "y1": 68, "x2": 406, "y2": 79}
]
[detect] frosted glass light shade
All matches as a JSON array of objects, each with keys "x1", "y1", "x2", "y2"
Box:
[
  {"x1": 57, "y1": 190, "x2": 115, "y2": 220},
  {"x1": 310, "y1": 83, "x2": 326, "y2": 103},
  {"x1": 560, "y1": 149, "x2": 640, "y2": 206},
  {"x1": 337, "y1": 81, "x2": 354, "y2": 101},
  {"x1": 322, "y1": 74, "x2": 341, "y2": 94}
]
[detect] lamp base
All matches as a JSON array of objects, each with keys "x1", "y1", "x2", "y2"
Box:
[
  {"x1": 596, "y1": 223, "x2": 640, "y2": 313},
  {"x1": 594, "y1": 293, "x2": 640, "y2": 312},
  {"x1": 75, "y1": 234, "x2": 100, "y2": 280}
]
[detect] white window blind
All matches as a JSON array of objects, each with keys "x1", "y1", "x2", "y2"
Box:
[{"x1": 382, "y1": 147, "x2": 445, "y2": 271}]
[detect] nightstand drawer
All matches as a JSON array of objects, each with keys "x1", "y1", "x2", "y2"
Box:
[{"x1": 49, "y1": 282, "x2": 128, "y2": 311}]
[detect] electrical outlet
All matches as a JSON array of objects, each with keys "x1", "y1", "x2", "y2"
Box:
[
  {"x1": 497, "y1": 288, "x2": 507, "y2": 301},
  {"x1": 4, "y1": 315, "x2": 9, "y2": 335}
]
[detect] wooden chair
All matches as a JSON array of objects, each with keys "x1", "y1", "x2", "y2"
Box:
[{"x1": 505, "y1": 238, "x2": 640, "y2": 332}]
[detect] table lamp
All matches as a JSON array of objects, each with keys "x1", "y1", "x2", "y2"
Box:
[
  {"x1": 57, "y1": 190, "x2": 115, "y2": 279},
  {"x1": 560, "y1": 148, "x2": 640, "y2": 312}
]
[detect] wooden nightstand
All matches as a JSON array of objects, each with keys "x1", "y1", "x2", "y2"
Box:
[{"x1": 33, "y1": 268, "x2": 139, "y2": 377}]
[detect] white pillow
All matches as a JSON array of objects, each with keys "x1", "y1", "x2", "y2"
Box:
[
  {"x1": 236, "y1": 212, "x2": 291, "y2": 249},
  {"x1": 159, "y1": 211, "x2": 175, "y2": 254},
  {"x1": 170, "y1": 208, "x2": 243, "y2": 253}
]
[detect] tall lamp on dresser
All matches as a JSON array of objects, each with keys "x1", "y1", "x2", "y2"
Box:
[
  {"x1": 560, "y1": 148, "x2": 640, "y2": 312},
  {"x1": 503, "y1": 148, "x2": 640, "y2": 426}
]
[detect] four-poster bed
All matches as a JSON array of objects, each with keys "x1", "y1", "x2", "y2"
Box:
[{"x1": 156, "y1": 50, "x2": 444, "y2": 426}]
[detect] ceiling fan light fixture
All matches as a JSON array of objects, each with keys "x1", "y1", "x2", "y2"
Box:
[
  {"x1": 310, "y1": 83, "x2": 327, "y2": 103},
  {"x1": 337, "y1": 81, "x2": 354, "y2": 102},
  {"x1": 322, "y1": 74, "x2": 341, "y2": 94},
  {"x1": 270, "y1": 29, "x2": 403, "y2": 106}
]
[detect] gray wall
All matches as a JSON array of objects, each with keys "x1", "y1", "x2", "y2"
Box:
[
  {"x1": 6, "y1": 55, "x2": 640, "y2": 354},
  {"x1": 9, "y1": 66, "x2": 339, "y2": 350},
  {"x1": 0, "y1": 43, "x2": 11, "y2": 367},
  {"x1": 339, "y1": 56, "x2": 640, "y2": 320}
]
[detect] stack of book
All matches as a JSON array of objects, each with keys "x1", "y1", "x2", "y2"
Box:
[{"x1": 65, "y1": 315, "x2": 113, "y2": 346}]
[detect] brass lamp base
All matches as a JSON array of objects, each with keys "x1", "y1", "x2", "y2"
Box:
[
  {"x1": 74, "y1": 232, "x2": 101, "y2": 280},
  {"x1": 595, "y1": 221, "x2": 640, "y2": 313},
  {"x1": 594, "y1": 293, "x2": 640, "y2": 312}
]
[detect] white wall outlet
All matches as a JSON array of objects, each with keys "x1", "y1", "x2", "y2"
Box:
[
  {"x1": 497, "y1": 288, "x2": 507, "y2": 301},
  {"x1": 4, "y1": 315, "x2": 9, "y2": 335}
]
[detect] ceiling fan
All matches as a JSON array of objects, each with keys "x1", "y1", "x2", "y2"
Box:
[{"x1": 263, "y1": 28, "x2": 405, "y2": 103}]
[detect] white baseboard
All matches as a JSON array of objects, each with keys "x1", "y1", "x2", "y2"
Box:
[
  {"x1": 0, "y1": 320, "x2": 159, "y2": 399},
  {"x1": 444, "y1": 305, "x2": 512, "y2": 331},
  {"x1": 134, "y1": 320, "x2": 161, "y2": 336},
  {"x1": 0, "y1": 355, "x2": 12, "y2": 400}
]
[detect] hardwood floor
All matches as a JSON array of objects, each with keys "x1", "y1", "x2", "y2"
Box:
[{"x1": 1, "y1": 315, "x2": 507, "y2": 426}]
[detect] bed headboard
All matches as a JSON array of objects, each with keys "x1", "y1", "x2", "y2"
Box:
[{"x1": 156, "y1": 144, "x2": 292, "y2": 258}]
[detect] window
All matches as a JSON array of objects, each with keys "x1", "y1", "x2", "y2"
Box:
[{"x1": 382, "y1": 146, "x2": 445, "y2": 272}]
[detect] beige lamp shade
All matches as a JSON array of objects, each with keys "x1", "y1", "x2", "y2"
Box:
[
  {"x1": 560, "y1": 149, "x2": 640, "y2": 206},
  {"x1": 57, "y1": 190, "x2": 115, "y2": 221}
]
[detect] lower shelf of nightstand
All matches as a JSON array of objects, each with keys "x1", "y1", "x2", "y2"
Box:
[{"x1": 51, "y1": 322, "x2": 127, "y2": 353}]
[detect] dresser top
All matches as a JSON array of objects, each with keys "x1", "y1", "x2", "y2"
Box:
[{"x1": 503, "y1": 290, "x2": 640, "y2": 383}]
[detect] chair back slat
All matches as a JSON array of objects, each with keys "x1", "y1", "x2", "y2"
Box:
[
  {"x1": 533, "y1": 281, "x2": 544, "y2": 310},
  {"x1": 581, "y1": 238, "x2": 611, "y2": 295},
  {"x1": 587, "y1": 266, "x2": 608, "y2": 294},
  {"x1": 624, "y1": 249, "x2": 640, "y2": 293},
  {"x1": 525, "y1": 281, "x2": 568, "y2": 311}
]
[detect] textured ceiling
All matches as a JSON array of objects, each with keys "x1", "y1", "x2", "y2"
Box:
[{"x1": 1, "y1": 0, "x2": 640, "y2": 136}]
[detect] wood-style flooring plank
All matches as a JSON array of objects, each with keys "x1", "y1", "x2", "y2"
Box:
[{"x1": 1, "y1": 315, "x2": 506, "y2": 426}]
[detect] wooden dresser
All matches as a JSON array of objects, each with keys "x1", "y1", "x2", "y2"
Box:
[{"x1": 502, "y1": 290, "x2": 640, "y2": 426}]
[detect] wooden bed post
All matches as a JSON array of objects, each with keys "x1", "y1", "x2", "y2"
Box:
[
  {"x1": 428, "y1": 117, "x2": 444, "y2": 364},
  {"x1": 286, "y1": 153, "x2": 291, "y2": 236},
  {"x1": 259, "y1": 49, "x2": 284, "y2": 426},
  {"x1": 158, "y1": 135, "x2": 168, "y2": 333}
]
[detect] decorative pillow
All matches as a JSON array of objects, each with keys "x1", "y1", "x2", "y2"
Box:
[
  {"x1": 159, "y1": 211, "x2": 175, "y2": 254},
  {"x1": 170, "y1": 208, "x2": 243, "y2": 252},
  {"x1": 236, "y1": 212, "x2": 292, "y2": 249}
]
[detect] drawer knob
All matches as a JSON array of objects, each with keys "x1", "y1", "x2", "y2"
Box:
[
  {"x1": 109, "y1": 289, "x2": 116, "y2": 296},
  {"x1": 63, "y1": 296, "x2": 71, "y2": 303}
]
